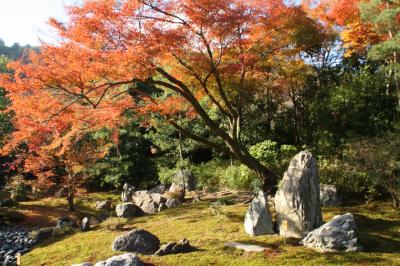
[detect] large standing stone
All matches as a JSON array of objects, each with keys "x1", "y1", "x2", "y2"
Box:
[
  {"x1": 94, "y1": 253, "x2": 144, "y2": 266},
  {"x1": 244, "y1": 191, "x2": 274, "y2": 236},
  {"x1": 301, "y1": 213, "x2": 362, "y2": 252},
  {"x1": 320, "y1": 184, "x2": 342, "y2": 207},
  {"x1": 112, "y1": 229, "x2": 160, "y2": 254},
  {"x1": 116, "y1": 203, "x2": 143, "y2": 218},
  {"x1": 275, "y1": 151, "x2": 322, "y2": 238},
  {"x1": 121, "y1": 183, "x2": 135, "y2": 203}
]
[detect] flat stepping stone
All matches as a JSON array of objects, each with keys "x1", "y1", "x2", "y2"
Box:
[{"x1": 225, "y1": 242, "x2": 266, "y2": 252}]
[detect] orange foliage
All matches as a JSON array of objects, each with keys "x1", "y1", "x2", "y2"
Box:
[{"x1": 0, "y1": 0, "x2": 326, "y2": 181}]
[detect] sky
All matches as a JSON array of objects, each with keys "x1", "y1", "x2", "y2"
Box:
[{"x1": 0, "y1": 0, "x2": 79, "y2": 46}]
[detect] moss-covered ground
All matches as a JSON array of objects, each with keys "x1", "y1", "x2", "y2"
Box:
[{"x1": 2, "y1": 193, "x2": 399, "y2": 266}]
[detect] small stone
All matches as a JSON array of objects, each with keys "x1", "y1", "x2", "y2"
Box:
[
  {"x1": 57, "y1": 217, "x2": 78, "y2": 229},
  {"x1": 81, "y1": 217, "x2": 90, "y2": 231},
  {"x1": 121, "y1": 183, "x2": 135, "y2": 203},
  {"x1": 94, "y1": 253, "x2": 143, "y2": 266},
  {"x1": 154, "y1": 238, "x2": 195, "y2": 256},
  {"x1": 115, "y1": 203, "x2": 143, "y2": 218},
  {"x1": 225, "y1": 242, "x2": 266, "y2": 252},
  {"x1": 95, "y1": 200, "x2": 112, "y2": 211},
  {"x1": 165, "y1": 198, "x2": 180, "y2": 208}
]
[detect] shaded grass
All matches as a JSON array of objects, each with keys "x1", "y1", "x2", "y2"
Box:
[{"x1": 11, "y1": 195, "x2": 400, "y2": 266}]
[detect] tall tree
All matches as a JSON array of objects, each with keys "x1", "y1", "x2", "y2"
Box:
[{"x1": 1, "y1": 0, "x2": 323, "y2": 194}]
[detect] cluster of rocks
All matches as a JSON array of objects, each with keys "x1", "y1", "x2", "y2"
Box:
[
  {"x1": 112, "y1": 229, "x2": 195, "y2": 256},
  {"x1": 74, "y1": 229, "x2": 195, "y2": 265},
  {"x1": 243, "y1": 151, "x2": 360, "y2": 253},
  {"x1": 0, "y1": 224, "x2": 35, "y2": 266},
  {"x1": 115, "y1": 177, "x2": 189, "y2": 219}
]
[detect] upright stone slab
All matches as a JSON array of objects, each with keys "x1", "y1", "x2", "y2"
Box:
[
  {"x1": 244, "y1": 191, "x2": 274, "y2": 236},
  {"x1": 275, "y1": 151, "x2": 322, "y2": 238},
  {"x1": 121, "y1": 182, "x2": 135, "y2": 202}
]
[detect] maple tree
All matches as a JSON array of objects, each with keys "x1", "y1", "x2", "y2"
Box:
[{"x1": 0, "y1": 0, "x2": 325, "y2": 194}]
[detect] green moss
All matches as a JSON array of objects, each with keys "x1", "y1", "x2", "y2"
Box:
[{"x1": 18, "y1": 196, "x2": 400, "y2": 266}]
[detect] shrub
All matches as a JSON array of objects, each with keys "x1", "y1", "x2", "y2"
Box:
[
  {"x1": 191, "y1": 159, "x2": 229, "y2": 192},
  {"x1": 219, "y1": 165, "x2": 258, "y2": 191},
  {"x1": 319, "y1": 132, "x2": 400, "y2": 207}
]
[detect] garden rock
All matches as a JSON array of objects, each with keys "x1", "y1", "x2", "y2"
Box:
[
  {"x1": 149, "y1": 184, "x2": 168, "y2": 194},
  {"x1": 132, "y1": 191, "x2": 166, "y2": 214},
  {"x1": 167, "y1": 183, "x2": 184, "y2": 202},
  {"x1": 121, "y1": 183, "x2": 135, "y2": 203},
  {"x1": 95, "y1": 200, "x2": 112, "y2": 211},
  {"x1": 112, "y1": 229, "x2": 160, "y2": 254},
  {"x1": 165, "y1": 198, "x2": 180, "y2": 208},
  {"x1": 34, "y1": 227, "x2": 55, "y2": 242},
  {"x1": 94, "y1": 253, "x2": 144, "y2": 266},
  {"x1": 275, "y1": 151, "x2": 323, "y2": 238},
  {"x1": 225, "y1": 242, "x2": 266, "y2": 252},
  {"x1": 81, "y1": 217, "x2": 90, "y2": 231},
  {"x1": 154, "y1": 238, "x2": 195, "y2": 256},
  {"x1": 244, "y1": 191, "x2": 274, "y2": 236},
  {"x1": 57, "y1": 217, "x2": 78, "y2": 229},
  {"x1": 320, "y1": 184, "x2": 342, "y2": 207},
  {"x1": 301, "y1": 213, "x2": 362, "y2": 252},
  {"x1": 116, "y1": 203, "x2": 143, "y2": 218}
]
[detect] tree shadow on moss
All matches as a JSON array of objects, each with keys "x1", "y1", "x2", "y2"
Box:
[{"x1": 354, "y1": 214, "x2": 400, "y2": 253}]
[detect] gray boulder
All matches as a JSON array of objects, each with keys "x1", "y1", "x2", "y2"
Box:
[
  {"x1": 154, "y1": 238, "x2": 195, "y2": 256},
  {"x1": 121, "y1": 183, "x2": 135, "y2": 203},
  {"x1": 301, "y1": 213, "x2": 362, "y2": 252},
  {"x1": 132, "y1": 190, "x2": 152, "y2": 207},
  {"x1": 112, "y1": 229, "x2": 160, "y2": 254},
  {"x1": 149, "y1": 184, "x2": 168, "y2": 194},
  {"x1": 132, "y1": 191, "x2": 166, "y2": 214},
  {"x1": 320, "y1": 184, "x2": 342, "y2": 207},
  {"x1": 168, "y1": 183, "x2": 185, "y2": 203},
  {"x1": 34, "y1": 227, "x2": 55, "y2": 243},
  {"x1": 94, "y1": 253, "x2": 144, "y2": 266},
  {"x1": 116, "y1": 203, "x2": 143, "y2": 219},
  {"x1": 95, "y1": 200, "x2": 112, "y2": 211},
  {"x1": 275, "y1": 151, "x2": 323, "y2": 238},
  {"x1": 244, "y1": 191, "x2": 274, "y2": 236},
  {"x1": 165, "y1": 198, "x2": 180, "y2": 208},
  {"x1": 81, "y1": 217, "x2": 90, "y2": 231}
]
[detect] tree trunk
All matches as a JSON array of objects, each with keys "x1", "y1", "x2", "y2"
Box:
[
  {"x1": 67, "y1": 187, "x2": 75, "y2": 212},
  {"x1": 236, "y1": 152, "x2": 277, "y2": 195}
]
